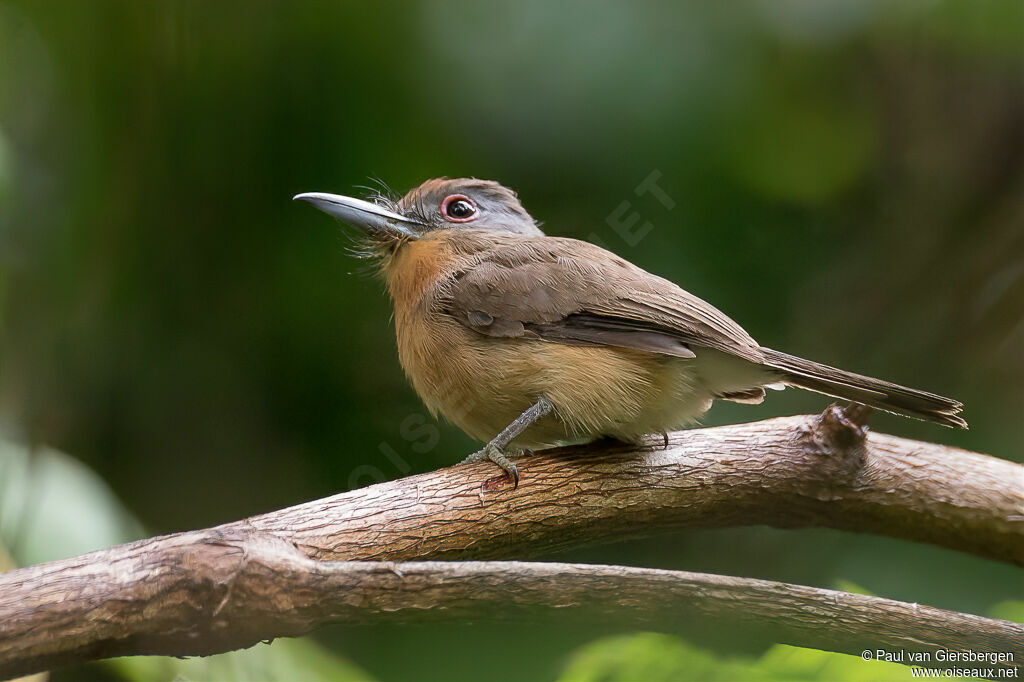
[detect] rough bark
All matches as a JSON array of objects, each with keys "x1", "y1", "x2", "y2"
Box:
[
  {"x1": 253, "y1": 406, "x2": 1024, "y2": 566},
  {"x1": 1, "y1": 407, "x2": 1022, "y2": 677},
  {"x1": 2, "y1": 539, "x2": 1021, "y2": 679}
]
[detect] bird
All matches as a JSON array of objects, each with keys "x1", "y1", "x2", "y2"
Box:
[{"x1": 295, "y1": 178, "x2": 966, "y2": 486}]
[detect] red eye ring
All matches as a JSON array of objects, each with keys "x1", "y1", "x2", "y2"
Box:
[{"x1": 440, "y1": 194, "x2": 478, "y2": 222}]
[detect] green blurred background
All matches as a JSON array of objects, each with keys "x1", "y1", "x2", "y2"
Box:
[{"x1": 0, "y1": 1, "x2": 1021, "y2": 680}]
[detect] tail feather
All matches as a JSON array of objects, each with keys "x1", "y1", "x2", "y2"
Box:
[{"x1": 761, "y1": 348, "x2": 967, "y2": 429}]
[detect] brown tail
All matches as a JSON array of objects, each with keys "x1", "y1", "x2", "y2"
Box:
[{"x1": 761, "y1": 348, "x2": 967, "y2": 429}]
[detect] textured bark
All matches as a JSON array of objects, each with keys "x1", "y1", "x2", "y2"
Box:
[
  {"x1": 2, "y1": 542, "x2": 1021, "y2": 679},
  {"x1": 254, "y1": 406, "x2": 1024, "y2": 566},
  {"x1": 0, "y1": 407, "x2": 1022, "y2": 677}
]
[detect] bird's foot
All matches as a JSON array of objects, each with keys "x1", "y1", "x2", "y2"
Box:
[{"x1": 462, "y1": 443, "x2": 520, "y2": 488}]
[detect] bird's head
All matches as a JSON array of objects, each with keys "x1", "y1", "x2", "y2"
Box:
[{"x1": 294, "y1": 177, "x2": 544, "y2": 253}]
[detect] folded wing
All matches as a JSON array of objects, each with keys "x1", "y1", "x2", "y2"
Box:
[{"x1": 444, "y1": 236, "x2": 764, "y2": 363}]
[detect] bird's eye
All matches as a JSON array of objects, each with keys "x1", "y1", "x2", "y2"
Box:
[{"x1": 440, "y1": 194, "x2": 478, "y2": 222}]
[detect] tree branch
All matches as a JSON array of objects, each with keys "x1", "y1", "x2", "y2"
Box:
[
  {"x1": 1, "y1": 406, "x2": 1021, "y2": 677},
  {"x1": 254, "y1": 405, "x2": 1024, "y2": 566},
  {"x1": 1, "y1": 532, "x2": 1021, "y2": 679}
]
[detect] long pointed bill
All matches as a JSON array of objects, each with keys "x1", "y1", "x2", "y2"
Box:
[{"x1": 293, "y1": 192, "x2": 421, "y2": 239}]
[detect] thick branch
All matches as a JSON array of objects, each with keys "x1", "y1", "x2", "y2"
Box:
[
  {"x1": 255, "y1": 406, "x2": 1024, "y2": 566},
  {"x1": 0, "y1": 530, "x2": 1021, "y2": 679},
  {"x1": 1, "y1": 407, "x2": 1021, "y2": 677}
]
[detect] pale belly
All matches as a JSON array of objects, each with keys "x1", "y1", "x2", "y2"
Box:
[{"x1": 398, "y1": 316, "x2": 765, "y2": 449}]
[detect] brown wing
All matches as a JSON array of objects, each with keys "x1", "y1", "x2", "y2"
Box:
[{"x1": 444, "y1": 236, "x2": 764, "y2": 363}]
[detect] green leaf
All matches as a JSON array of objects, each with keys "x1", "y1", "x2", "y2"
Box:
[
  {"x1": 832, "y1": 579, "x2": 875, "y2": 596},
  {"x1": 559, "y1": 633, "x2": 928, "y2": 682},
  {"x1": 989, "y1": 601, "x2": 1024, "y2": 625},
  {"x1": 107, "y1": 638, "x2": 375, "y2": 682},
  {"x1": 0, "y1": 437, "x2": 376, "y2": 682},
  {"x1": 0, "y1": 439, "x2": 146, "y2": 564}
]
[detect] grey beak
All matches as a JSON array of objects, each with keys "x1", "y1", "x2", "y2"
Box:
[{"x1": 293, "y1": 192, "x2": 421, "y2": 239}]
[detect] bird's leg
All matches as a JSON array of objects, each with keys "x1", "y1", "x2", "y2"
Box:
[{"x1": 462, "y1": 396, "x2": 554, "y2": 487}]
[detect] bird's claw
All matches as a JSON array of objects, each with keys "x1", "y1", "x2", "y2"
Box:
[{"x1": 462, "y1": 443, "x2": 520, "y2": 488}]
